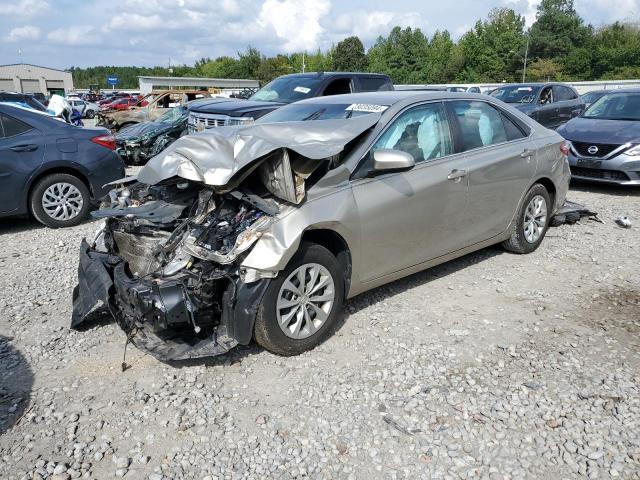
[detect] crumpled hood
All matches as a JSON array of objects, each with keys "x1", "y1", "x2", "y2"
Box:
[
  {"x1": 137, "y1": 115, "x2": 380, "y2": 186},
  {"x1": 558, "y1": 117, "x2": 640, "y2": 144},
  {"x1": 116, "y1": 121, "x2": 175, "y2": 141}
]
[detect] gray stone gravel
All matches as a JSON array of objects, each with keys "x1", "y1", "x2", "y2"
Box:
[{"x1": 1, "y1": 181, "x2": 639, "y2": 479}]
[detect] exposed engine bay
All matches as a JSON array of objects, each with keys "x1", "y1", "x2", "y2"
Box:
[{"x1": 71, "y1": 115, "x2": 381, "y2": 361}]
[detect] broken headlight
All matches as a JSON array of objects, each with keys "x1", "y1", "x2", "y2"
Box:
[{"x1": 183, "y1": 215, "x2": 273, "y2": 265}]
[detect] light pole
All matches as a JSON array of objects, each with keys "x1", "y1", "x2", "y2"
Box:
[{"x1": 522, "y1": 35, "x2": 530, "y2": 83}]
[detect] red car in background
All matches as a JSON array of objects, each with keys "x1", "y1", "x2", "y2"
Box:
[{"x1": 100, "y1": 97, "x2": 147, "y2": 111}]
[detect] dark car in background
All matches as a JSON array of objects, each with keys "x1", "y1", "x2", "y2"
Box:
[
  {"x1": 115, "y1": 103, "x2": 194, "y2": 164},
  {"x1": 558, "y1": 89, "x2": 640, "y2": 185},
  {"x1": 188, "y1": 72, "x2": 393, "y2": 133},
  {"x1": 0, "y1": 104, "x2": 125, "y2": 228},
  {"x1": 489, "y1": 83, "x2": 584, "y2": 129},
  {"x1": 580, "y1": 90, "x2": 608, "y2": 109}
]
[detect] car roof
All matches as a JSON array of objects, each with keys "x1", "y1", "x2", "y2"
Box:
[
  {"x1": 277, "y1": 72, "x2": 390, "y2": 79},
  {"x1": 290, "y1": 90, "x2": 485, "y2": 107}
]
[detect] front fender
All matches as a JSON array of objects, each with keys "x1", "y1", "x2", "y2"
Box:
[{"x1": 241, "y1": 187, "x2": 359, "y2": 274}]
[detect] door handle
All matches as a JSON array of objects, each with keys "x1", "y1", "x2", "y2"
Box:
[
  {"x1": 10, "y1": 144, "x2": 38, "y2": 152},
  {"x1": 447, "y1": 169, "x2": 467, "y2": 181},
  {"x1": 520, "y1": 149, "x2": 533, "y2": 158}
]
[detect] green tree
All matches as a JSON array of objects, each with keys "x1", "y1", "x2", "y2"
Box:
[
  {"x1": 457, "y1": 8, "x2": 526, "y2": 83},
  {"x1": 527, "y1": 58, "x2": 563, "y2": 81},
  {"x1": 528, "y1": 0, "x2": 592, "y2": 60},
  {"x1": 256, "y1": 55, "x2": 292, "y2": 84},
  {"x1": 332, "y1": 36, "x2": 368, "y2": 71},
  {"x1": 367, "y1": 27, "x2": 429, "y2": 83}
]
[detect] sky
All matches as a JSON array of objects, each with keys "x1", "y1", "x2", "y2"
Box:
[{"x1": 1, "y1": 0, "x2": 638, "y2": 69}]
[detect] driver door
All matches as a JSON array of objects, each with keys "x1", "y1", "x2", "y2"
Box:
[
  {"x1": 350, "y1": 102, "x2": 469, "y2": 282},
  {"x1": 536, "y1": 86, "x2": 560, "y2": 128}
]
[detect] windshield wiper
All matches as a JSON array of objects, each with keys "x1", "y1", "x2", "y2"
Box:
[{"x1": 302, "y1": 109, "x2": 326, "y2": 121}]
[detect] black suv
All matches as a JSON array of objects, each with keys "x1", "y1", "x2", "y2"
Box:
[
  {"x1": 188, "y1": 72, "x2": 393, "y2": 133},
  {"x1": 489, "y1": 83, "x2": 584, "y2": 130}
]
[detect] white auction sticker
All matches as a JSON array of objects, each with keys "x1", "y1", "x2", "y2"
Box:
[
  {"x1": 294, "y1": 86, "x2": 311, "y2": 94},
  {"x1": 345, "y1": 103, "x2": 389, "y2": 113}
]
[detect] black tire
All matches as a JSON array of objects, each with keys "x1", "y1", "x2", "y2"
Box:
[
  {"x1": 85, "y1": 109, "x2": 95, "y2": 119},
  {"x1": 254, "y1": 243, "x2": 345, "y2": 356},
  {"x1": 502, "y1": 183, "x2": 551, "y2": 254},
  {"x1": 30, "y1": 173, "x2": 91, "y2": 228}
]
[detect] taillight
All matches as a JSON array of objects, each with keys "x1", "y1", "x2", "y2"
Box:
[
  {"x1": 560, "y1": 143, "x2": 569, "y2": 156},
  {"x1": 91, "y1": 134, "x2": 116, "y2": 150}
]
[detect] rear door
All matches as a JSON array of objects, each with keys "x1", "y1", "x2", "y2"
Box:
[
  {"x1": 554, "y1": 85, "x2": 583, "y2": 123},
  {"x1": 351, "y1": 102, "x2": 470, "y2": 282},
  {"x1": 0, "y1": 112, "x2": 44, "y2": 214},
  {"x1": 447, "y1": 100, "x2": 536, "y2": 243}
]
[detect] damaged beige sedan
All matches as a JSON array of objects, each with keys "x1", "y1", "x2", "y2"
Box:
[{"x1": 72, "y1": 91, "x2": 570, "y2": 361}]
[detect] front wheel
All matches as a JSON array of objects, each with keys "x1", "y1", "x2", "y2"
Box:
[
  {"x1": 30, "y1": 173, "x2": 91, "y2": 228},
  {"x1": 254, "y1": 243, "x2": 345, "y2": 356},
  {"x1": 502, "y1": 183, "x2": 551, "y2": 254},
  {"x1": 85, "y1": 109, "x2": 95, "y2": 119}
]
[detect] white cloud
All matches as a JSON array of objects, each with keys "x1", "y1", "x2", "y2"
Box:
[
  {"x1": 257, "y1": 0, "x2": 331, "y2": 52},
  {"x1": 6, "y1": 25, "x2": 41, "y2": 42},
  {"x1": 47, "y1": 26, "x2": 101, "y2": 46},
  {"x1": 332, "y1": 11, "x2": 424, "y2": 41},
  {"x1": 107, "y1": 13, "x2": 164, "y2": 30},
  {"x1": 3, "y1": 0, "x2": 50, "y2": 16}
]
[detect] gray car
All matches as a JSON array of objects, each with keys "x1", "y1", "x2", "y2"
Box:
[
  {"x1": 72, "y1": 91, "x2": 570, "y2": 361},
  {"x1": 558, "y1": 89, "x2": 640, "y2": 185}
]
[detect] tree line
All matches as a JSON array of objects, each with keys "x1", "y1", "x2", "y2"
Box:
[{"x1": 70, "y1": 0, "x2": 640, "y2": 89}]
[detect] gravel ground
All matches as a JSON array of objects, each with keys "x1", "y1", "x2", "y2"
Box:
[{"x1": 1, "y1": 181, "x2": 639, "y2": 480}]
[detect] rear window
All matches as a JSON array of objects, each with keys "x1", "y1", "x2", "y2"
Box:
[{"x1": 0, "y1": 112, "x2": 32, "y2": 137}]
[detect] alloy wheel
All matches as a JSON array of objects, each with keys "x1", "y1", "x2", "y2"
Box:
[
  {"x1": 523, "y1": 194, "x2": 547, "y2": 244},
  {"x1": 276, "y1": 263, "x2": 336, "y2": 339}
]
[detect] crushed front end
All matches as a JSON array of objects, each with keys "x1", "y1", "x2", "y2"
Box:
[{"x1": 72, "y1": 179, "x2": 276, "y2": 361}]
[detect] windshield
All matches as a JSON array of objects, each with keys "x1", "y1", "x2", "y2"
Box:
[
  {"x1": 490, "y1": 85, "x2": 541, "y2": 104},
  {"x1": 156, "y1": 106, "x2": 187, "y2": 123},
  {"x1": 256, "y1": 103, "x2": 386, "y2": 123},
  {"x1": 249, "y1": 76, "x2": 323, "y2": 103},
  {"x1": 583, "y1": 92, "x2": 640, "y2": 121}
]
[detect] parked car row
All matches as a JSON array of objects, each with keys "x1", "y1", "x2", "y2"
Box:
[{"x1": 1, "y1": 73, "x2": 636, "y2": 230}]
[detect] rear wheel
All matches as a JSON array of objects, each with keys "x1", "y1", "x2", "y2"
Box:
[
  {"x1": 502, "y1": 183, "x2": 550, "y2": 254},
  {"x1": 85, "y1": 109, "x2": 95, "y2": 119},
  {"x1": 30, "y1": 173, "x2": 91, "y2": 228},
  {"x1": 254, "y1": 243, "x2": 345, "y2": 356}
]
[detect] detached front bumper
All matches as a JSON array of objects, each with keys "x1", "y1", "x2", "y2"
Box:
[{"x1": 71, "y1": 239, "x2": 270, "y2": 361}]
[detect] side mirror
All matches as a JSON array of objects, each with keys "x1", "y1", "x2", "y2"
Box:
[{"x1": 371, "y1": 149, "x2": 415, "y2": 174}]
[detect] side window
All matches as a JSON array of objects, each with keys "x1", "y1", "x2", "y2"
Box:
[
  {"x1": 500, "y1": 111, "x2": 527, "y2": 141},
  {"x1": 539, "y1": 86, "x2": 554, "y2": 104},
  {"x1": 359, "y1": 77, "x2": 390, "y2": 92},
  {"x1": 0, "y1": 113, "x2": 32, "y2": 138},
  {"x1": 553, "y1": 85, "x2": 571, "y2": 101},
  {"x1": 372, "y1": 103, "x2": 453, "y2": 163},
  {"x1": 449, "y1": 100, "x2": 511, "y2": 150},
  {"x1": 322, "y1": 78, "x2": 352, "y2": 96}
]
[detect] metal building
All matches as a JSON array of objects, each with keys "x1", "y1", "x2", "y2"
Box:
[
  {"x1": 0, "y1": 64, "x2": 74, "y2": 95},
  {"x1": 138, "y1": 76, "x2": 259, "y2": 96}
]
